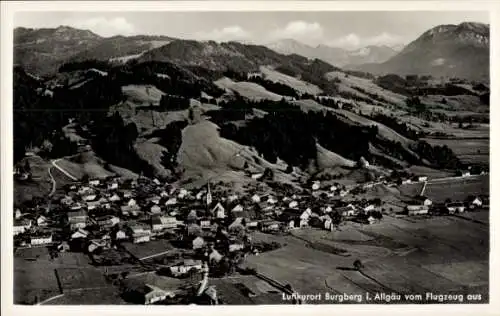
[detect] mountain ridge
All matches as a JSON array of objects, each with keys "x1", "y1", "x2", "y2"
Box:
[{"x1": 349, "y1": 22, "x2": 489, "y2": 80}]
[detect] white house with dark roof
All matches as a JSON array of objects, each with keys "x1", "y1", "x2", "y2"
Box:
[
  {"x1": 37, "y1": 215, "x2": 48, "y2": 227},
  {"x1": 30, "y1": 233, "x2": 53, "y2": 246},
  {"x1": 68, "y1": 210, "x2": 88, "y2": 230},
  {"x1": 212, "y1": 202, "x2": 226, "y2": 219}
]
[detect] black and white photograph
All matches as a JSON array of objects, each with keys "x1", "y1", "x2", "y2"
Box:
[{"x1": 2, "y1": 1, "x2": 495, "y2": 309}]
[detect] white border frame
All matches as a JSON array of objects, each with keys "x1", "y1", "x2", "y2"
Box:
[{"x1": 2, "y1": 1, "x2": 498, "y2": 316}]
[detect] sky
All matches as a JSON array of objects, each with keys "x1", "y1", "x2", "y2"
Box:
[{"x1": 15, "y1": 11, "x2": 489, "y2": 49}]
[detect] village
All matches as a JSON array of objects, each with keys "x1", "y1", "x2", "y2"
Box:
[{"x1": 13, "y1": 168, "x2": 489, "y2": 305}]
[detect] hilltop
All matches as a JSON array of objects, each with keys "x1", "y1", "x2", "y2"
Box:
[{"x1": 350, "y1": 22, "x2": 490, "y2": 80}]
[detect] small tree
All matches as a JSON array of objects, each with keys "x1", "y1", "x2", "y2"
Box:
[
  {"x1": 24, "y1": 160, "x2": 31, "y2": 173},
  {"x1": 353, "y1": 259, "x2": 364, "y2": 271}
]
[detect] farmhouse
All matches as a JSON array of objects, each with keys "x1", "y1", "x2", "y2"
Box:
[
  {"x1": 151, "y1": 216, "x2": 179, "y2": 231},
  {"x1": 312, "y1": 181, "x2": 321, "y2": 191},
  {"x1": 414, "y1": 196, "x2": 433, "y2": 207},
  {"x1": 336, "y1": 204, "x2": 356, "y2": 217},
  {"x1": 300, "y1": 208, "x2": 313, "y2": 227},
  {"x1": 417, "y1": 176, "x2": 428, "y2": 182},
  {"x1": 36, "y1": 215, "x2": 48, "y2": 227},
  {"x1": 200, "y1": 218, "x2": 212, "y2": 229},
  {"x1": 258, "y1": 220, "x2": 280, "y2": 232},
  {"x1": 248, "y1": 194, "x2": 260, "y2": 204},
  {"x1": 86, "y1": 201, "x2": 101, "y2": 210},
  {"x1": 132, "y1": 231, "x2": 151, "y2": 244},
  {"x1": 78, "y1": 186, "x2": 92, "y2": 196},
  {"x1": 127, "y1": 224, "x2": 152, "y2": 243},
  {"x1": 82, "y1": 194, "x2": 97, "y2": 202},
  {"x1": 61, "y1": 196, "x2": 73, "y2": 206},
  {"x1": 14, "y1": 219, "x2": 32, "y2": 235},
  {"x1": 67, "y1": 210, "x2": 88, "y2": 230},
  {"x1": 122, "y1": 280, "x2": 174, "y2": 305},
  {"x1": 96, "y1": 215, "x2": 120, "y2": 228},
  {"x1": 114, "y1": 229, "x2": 128, "y2": 240},
  {"x1": 71, "y1": 228, "x2": 89, "y2": 240},
  {"x1": 288, "y1": 201, "x2": 299, "y2": 209},
  {"x1": 107, "y1": 182, "x2": 119, "y2": 190},
  {"x1": 70, "y1": 202, "x2": 84, "y2": 210},
  {"x1": 169, "y1": 259, "x2": 203, "y2": 276},
  {"x1": 89, "y1": 179, "x2": 100, "y2": 186},
  {"x1": 121, "y1": 204, "x2": 141, "y2": 216},
  {"x1": 165, "y1": 198, "x2": 177, "y2": 206},
  {"x1": 466, "y1": 196, "x2": 483, "y2": 209},
  {"x1": 407, "y1": 205, "x2": 429, "y2": 216},
  {"x1": 30, "y1": 233, "x2": 53, "y2": 246},
  {"x1": 193, "y1": 236, "x2": 205, "y2": 250},
  {"x1": 212, "y1": 202, "x2": 226, "y2": 219},
  {"x1": 150, "y1": 205, "x2": 162, "y2": 214},
  {"x1": 446, "y1": 202, "x2": 465, "y2": 214}
]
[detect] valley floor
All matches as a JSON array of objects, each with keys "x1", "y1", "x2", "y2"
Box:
[{"x1": 243, "y1": 212, "x2": 489, "y2": 304}]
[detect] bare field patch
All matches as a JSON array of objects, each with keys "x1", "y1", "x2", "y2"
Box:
[
  {"x1": 424, "y1": 176, "x2": 489, "y2": 202},
  {"x1": 260, "y1": 66, "x2": 322, "y2": 95},
  {"x1": 56, "y1": 267, "x2": 108, "y2": 291},
  {"x1": 46, "y1": 286, "x2": 126, "y2": 305},
  {"x1": 423, "y1": 137, "x2": 489, "y2": 165},
  {"x1": 122, "y1": 239, "x2": 174, "y2": 259},
  {"x1": 122, "y1": 84, "x2": 165, "y2": 106},
  {"x1": 214, "y1": 77, "x2": 283, "y2": 101},
  {"x1": 423, "y1": 261, "x2": 488, "y2": 287}
]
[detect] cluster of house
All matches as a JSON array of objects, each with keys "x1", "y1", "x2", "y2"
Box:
[
  {"x1": 14, "y1": 173, "x2": 389, "y2": 253},
  {"x1": 405, "y1": 195, "x2": 489, "y2": 216}
]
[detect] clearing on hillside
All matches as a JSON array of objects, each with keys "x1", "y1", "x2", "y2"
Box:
[
  {"x1": 260, "y1": 66, "x2": 322, "y2": 95},
  {"x1": 214, "y1": 77, "x2": 284, "y2": 101},
  {"x1": 122, "y1": 84, "x2": 165, "y2": 106}
]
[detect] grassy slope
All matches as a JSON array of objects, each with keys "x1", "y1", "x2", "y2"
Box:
[
  {"x1": 121, "y1": 84, "x2": 165, "y2": 106},
  {"x1": 316, "y1": 143, "x2": 356, "y2": 169},
  {"x1": 325, "y1": 71, "x2": 407, "y2": 107},
  {"x1": 259, "y1": 66, "x2": 322, "y2": 95},
  {"x1": 133, "y1": 140, "x2": 171, "y2": 178},
  {"x1": 214, "y1": 77, "x2": 284, "y2": 101},
  {"x1": 57, "y1": 151, "x2": 114, "y2": 180}
]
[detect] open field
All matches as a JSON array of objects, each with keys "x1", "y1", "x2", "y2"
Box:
[
  {"x1": 399, "y1": 174, "x2": 489, "y2": 202},
  {"x1": 56, "y1": 267, "x2": 109, "y2": 291},
  {"x1": 45, "y1": 286, "x2": 126, "y2": 305},
  {"x1": 122, "y1": 239, "x2": 174, "y2": 259},
  {"x1": 423, "y1": 137, "x2": 489, "y2": 165},
  {"x1": 244, "y1": 211, "x2": 488, "y2": 304},
  {"x1": 424, "y1": 175, "x2": 489, "y2": 202},
  {"x1": 133, "y1": 140, "x2": 171, "y2": 178},
  {"x1": 325, "y1": 71, "x2": 406, "y2": 107},
  {"x1": 14, "y1": 155, "x2": 52, "y2": 204},
  {"x1": 405, "y1": 166, "x2": 455, "y2": 179},
  {"x1": 210, "y1": 275, "x2": 287, "y2": 305},
  {"x1": 260, "y1": 66, "x2": 322, "y2": 95},
  {"x1": 122, "y1": 84, "x2": 165, "y2": 106},
  {"x1": 214, "y1": 77, "x2": 283, "y2": 101},
  {"x1": 14, "y1": 247, "x2": 62, "y2": 304},
  {"x1": 14, "y1": 247, "x2": 126, "y2": 304},
  {"x1": 56, "y1": 150, "x2": 123, "y2": 181}
]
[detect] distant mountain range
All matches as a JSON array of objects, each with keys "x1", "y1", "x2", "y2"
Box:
[
  {"x1": 14, "y1": 26, "x2": 175, "y2": 75},
  {"x1": 348, "y1": 22, "x2": 489, "y2": 80},
  {"x1": 14, "y1": 22, "x2": 489, "y2": 81},
  {"x1": 265, "y1": 39, "x2": 399, "y2": 67}
]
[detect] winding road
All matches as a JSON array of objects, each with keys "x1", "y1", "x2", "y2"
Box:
[{"x1": 47, "y1": 156, "x2": 79, "y2": 198}]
